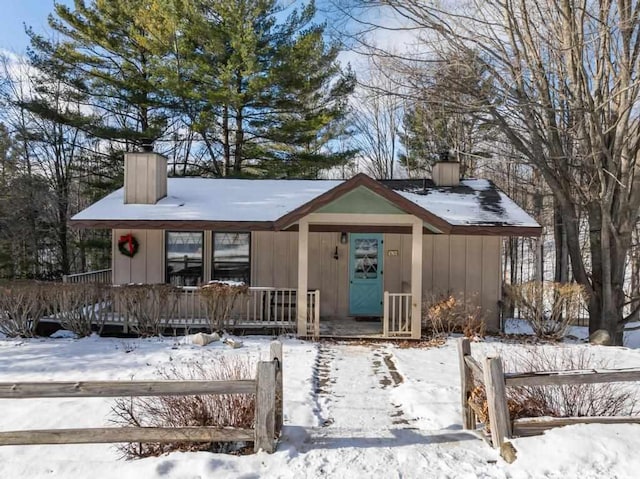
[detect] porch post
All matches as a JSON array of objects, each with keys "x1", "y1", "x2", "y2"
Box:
[
  {"x1": 297, "y1": 218, "x2": 309, "y2": 336},
  {"x1": 411, "y1": 217, "x2": 423, "y2": 339}
]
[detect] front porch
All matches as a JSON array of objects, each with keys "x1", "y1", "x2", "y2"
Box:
[{"x1": 61, "y1": 271, "x2": 415, "y2": 339}]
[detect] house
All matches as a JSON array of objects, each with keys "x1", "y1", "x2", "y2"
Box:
[{"x1": 70, "y1": 152, "x2": 541, "y2": 339}]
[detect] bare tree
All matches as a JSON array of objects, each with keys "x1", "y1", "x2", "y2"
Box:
[
  {"x1": 352, "y1": 0, "x2": 640, "y2": 344},
  {"x1": 1, "y1": 54, "x2": 87, "y2": 276},
  {"x1": 349, "y1": 58, "x2": 402, "y2": 179}
]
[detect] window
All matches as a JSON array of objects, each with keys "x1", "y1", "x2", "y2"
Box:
[
  {"x1": 166, "y1": 232, "x2": 203, "y2": 286},
  {"x1": 213, "y1": 232, "x2": 250, "y2": 284},
  {"x1": 353, "y1": 238, "x2": 378, "y2": 279}
]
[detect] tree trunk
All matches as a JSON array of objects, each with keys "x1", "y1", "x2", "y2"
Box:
[
  {"x1": 222, "y1": 105, "x2": 231, "y2": 177},
  {"x1": 553, "y1": 200, "x2": 569, "y2": 283}
]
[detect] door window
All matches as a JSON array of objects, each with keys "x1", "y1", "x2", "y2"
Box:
[{"x1": 353, "y1": 238, "x2": 378, "y2": 279}]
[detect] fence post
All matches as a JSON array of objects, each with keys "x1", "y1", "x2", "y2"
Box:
[
  {"x1": 483, "y1": 356, "x2": 511, "y2": 448},
  {"x1": 457, "y1": 338, "x2": 476, "y2": 429},
  {"x1": 254, "y1": 360, "x2": 276, "y2": 453},
  {"x1": 270, "y1": 341, "x2": 283, "y2": 436}
]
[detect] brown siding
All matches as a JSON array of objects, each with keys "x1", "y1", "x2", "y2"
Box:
[
  {"x1": 382, "y1": 233, "x2": 501, "y2": 331},
  {"x1": 124, "y1": 153, "x2": 167, "y2": 204},
  {"x1": 252, "y1": 231, "x2": 347, "y2": 317},
  {"x1": 112, "y1": 229, "x2": 165, "y2": 284},
  {"x1": 111, "y1": 229, "x2": 502, "y2": 328}
]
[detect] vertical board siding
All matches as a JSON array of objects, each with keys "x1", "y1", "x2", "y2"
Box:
[
  {"x1": 112, "y1": 229, "x2": 502, "y2": 326},
  {"x1": 113, "y1": 229, "x2": 165, "y2": 284},
  {"x1": 481, "y1": 237, "x2": 502, "y2": 331},
  {"x1": 383, "y1": 234, "x2": 402, "y2": 294},
  {"x1": 383, "y1": 233, "x2": 500, "y2": 329},
  {"x1": 432, "y1": 235, "x2": 450, "y2": 296},
  {"x1": 449, "y1": 236, "x2": 467, "y2": 301},
  {"x1": 465, "y1": 236, "x2": 484, "y2": 308}
]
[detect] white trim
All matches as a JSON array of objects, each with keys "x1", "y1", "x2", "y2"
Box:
[
  {"x1": 306, "y1": 213, "x2": 419, "y2": 226},
  {"x1": 411, "y1": 218, "x2": 423, "y2": 339},
  {"x1": 297, "y1": 218, "x2": 309, "y2": 336}
]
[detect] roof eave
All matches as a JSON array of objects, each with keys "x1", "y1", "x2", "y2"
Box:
[
  {"x1": 68, "y1": 219, "x2": 275, "y2": 231},
  {"x1": 449, "y1": 224, "x2": 542, "y2": 237}
]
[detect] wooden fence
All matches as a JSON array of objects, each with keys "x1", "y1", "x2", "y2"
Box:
[
  {"x1": 457, "y1": 338, "x2": 640, "y2": 459},
  {"x1": 0, "y1": 341, "x2": 284, "y2": 453}
]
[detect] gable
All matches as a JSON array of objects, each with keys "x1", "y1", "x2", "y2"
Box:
[{"x1": 316, "y1": 186, "x2": 407, "y2": 215}]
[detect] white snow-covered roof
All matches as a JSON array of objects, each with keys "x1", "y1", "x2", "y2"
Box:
[
  {"x1": 394, "y1": 179, "x2": 540, "y2": 227},
  {"x1": 73, "y1": 178, "x2": 343, "y2": 222},
  {"x1": 72, "y1": 176, "x2": 540, "y2": 232}
]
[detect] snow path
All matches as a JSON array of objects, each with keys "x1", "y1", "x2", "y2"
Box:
[
  {"x1": 313, "y1": 344, "x2": 412, "y2": 430},
  {"x1": 280, "y1": 343, "x2": 499, "y2": 478}
]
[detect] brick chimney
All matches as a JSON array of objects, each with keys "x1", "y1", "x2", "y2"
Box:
[
  {"x1": 124, "y1": 152, "x2": 168, "y2": 204},
  {"x1": 432, "y1": 161, "x2": 460, "y2": 187}
]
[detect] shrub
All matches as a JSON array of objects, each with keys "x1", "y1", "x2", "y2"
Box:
[
  {"x1": 111, "y1": 355, "x2": 255, "y2": 458},
  {"x1": 469, "y1": 347, "x2": 637, "y2": 432},
  {"x1": 506, "y1": 281, "x2": 585, "y2": 340},
  {"x1": 199, "y1": 281, "x2": 249, "y2": 331},
  {"x1": 422, "y1": 294, "x2": 485, "y2": 339},
  {"x1": 49, "y1": 283, "x2": 112, "y2": 337},
  {"x1": 114, "y1": 284, "x2": 180, "y2": 337},
  {"x1": 0, "y1": 281, "x2": 48, "y2": 337}
]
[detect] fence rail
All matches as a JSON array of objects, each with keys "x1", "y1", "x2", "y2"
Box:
[
  {"x1": 457, "y1": 338, "x2": 640, "y2": 462},
  {"x1": 62, "y1": 269, "x2": 112, "y2": 284},
  {"x1": 0, "y1": 341, "x2": 283, "y2": 453},
  {"x1": 383, "y1": 292, "x2": 412, "y2": 338}
]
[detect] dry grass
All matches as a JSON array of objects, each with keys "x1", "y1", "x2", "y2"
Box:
[
  {"x1": 49, "y1": 283, "x2": 112, "y2": 337},
  {"x1": 469, "y1": 347, "x2": 638, "y2": 432},
  {"x1": 505, "y1": 281, "x2": 585, "y2": 340},
  {"x1": 199, "y1": 282, "x2": 249, "y2": 331},
  {"x1": 422, "y1": 294, "x2": 486, "y2": 339},
  {"x1": 111, "y1": 355, "x2": 256, "y2": 458},
  {"x1": 114, "y1": 284, "x2": 180, "y2": 337},
  {"x1": 0, "y1": 281, "x2": 48, "y2": 337}
]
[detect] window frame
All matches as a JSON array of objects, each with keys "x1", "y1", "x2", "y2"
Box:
[
  {"x1": 211, "y1": 231, "x2": 251, "y2": 285},
  {"x1": 165, "y1": 231, "x2": 205, "y2": 286}
]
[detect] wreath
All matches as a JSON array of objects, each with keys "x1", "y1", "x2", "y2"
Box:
[{"x1": 118, "y1": 233, "x2": 139, "y2": 258}]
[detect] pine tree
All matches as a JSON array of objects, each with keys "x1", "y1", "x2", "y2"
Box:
[
  {"x1": 27, "y1": 0, "x2": 174, "y2": 150},
  {"x1": 164, "y1": 0, "x2": 356, "y2": 176}
]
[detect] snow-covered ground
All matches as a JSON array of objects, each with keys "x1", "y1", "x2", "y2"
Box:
[{"x1": 0, "y1": 328, "x2": 639, "y2": 478}]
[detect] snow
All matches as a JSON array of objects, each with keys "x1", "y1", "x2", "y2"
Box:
[
  {"x1": 71, "y1": 177, "x2": 539, "y2": 229},
  {"x1": 1, "y1": 332, "x2": 639, "y2": 478},
  {"x1": 397, "y1": 179, "x2": 540, "y2": 227},
  {"x1": 72, "y1": 178, "x2": 343, "y2": 223}
]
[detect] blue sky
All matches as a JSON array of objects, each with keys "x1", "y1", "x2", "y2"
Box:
[{"x1": 0, "y1": 0, "x2": 72, "y2": 53}]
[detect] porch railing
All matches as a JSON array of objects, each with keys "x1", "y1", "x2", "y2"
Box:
[
  {"x1": 383, "y1": 292, "x2": 412, "y2": 338},
  {"x1": 62, "y1": 269, "x2": 112, "y2": 284},
  {"x1": 306, "y1": 290, "x2": 320, "y2": 337},
  {"x1": 110, "y1": 286, "x2": 306, "y2": 331},
  {"x1": 48, "y1": 276, "x2": 320, "y2": 335}
]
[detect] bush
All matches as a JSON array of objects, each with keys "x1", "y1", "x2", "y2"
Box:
[
  {"x1": 469, "y1": 347, "x2": 637, "y2": 431},
  {"x1": 506, "y1": 281, "x2": 585, "y2": 340},
  {"x1": 114, "y1": 284, "x2": 180, "y2": 337},
  {"x1": 111, "y1": 356, "x2": 255, "y2": 458},
  {"x1": 199, "y1": 281, "x2": 249, "y2": 331},
  {"x1": 50, "y1": 283, "x2": 112, "y2": 337},
  {"x1": 422, "y1": 294, "x2": 485, "y2": 339},
  {"x1": 0, "y1": 281, "x2": 48, "y2": 337}
]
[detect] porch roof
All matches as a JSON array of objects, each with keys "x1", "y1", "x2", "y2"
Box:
[{"x1": 71, "y1": 173, "x2": 541, "y2": 236}]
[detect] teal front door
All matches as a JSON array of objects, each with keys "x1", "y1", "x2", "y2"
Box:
[{"x1": 349, "y1": 233, "x2": 383, "y2": 316}]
